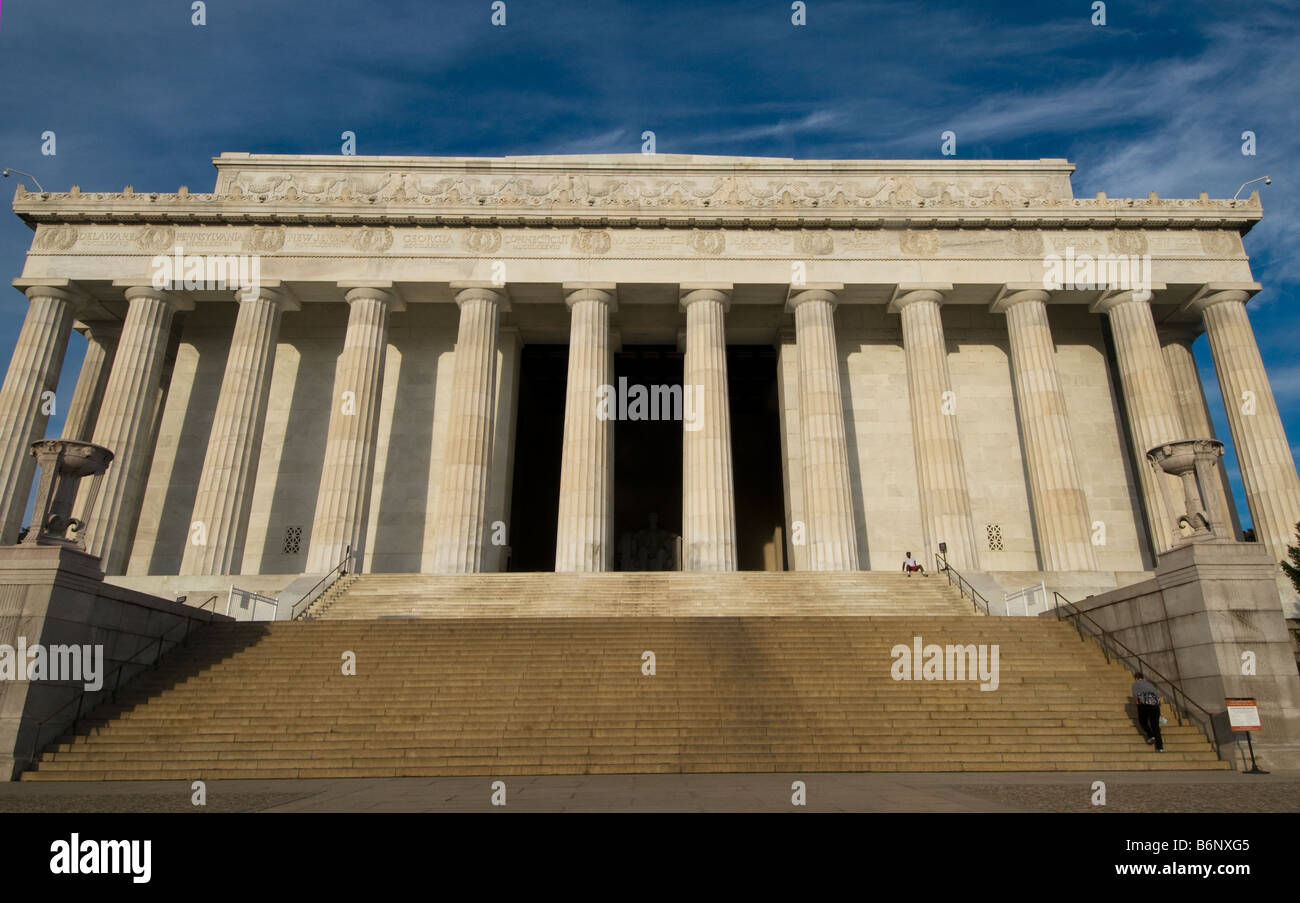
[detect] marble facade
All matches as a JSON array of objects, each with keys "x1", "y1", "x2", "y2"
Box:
[{"x1": 3, "y1": 153, "x2": 1297, "y2": 613}]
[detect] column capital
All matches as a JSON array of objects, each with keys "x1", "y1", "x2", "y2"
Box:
[
  {"x1": 1178, "y1": 282, "x2": 1261, "y2": 318},
  {"x1": 990, "y1": 284, "x2": 1050, "y2": 314},
  {"x1": 235, "y1": 281, "x2": 300, "y2": 311},
  {"x1": 679, "y1": 286, "x2": 732, "y2": 312},
  {"x1": 114, "y1": 283, "x2": 195, "y2": 312},
  {"x1": 1158, "y1": 323, "x2": 1206, "y2": 347},
  {"x1": 451, "y1": 284, "x2": 511, "y2": 311},
  {"x1": 785, "y1": 284, "x2": 843, "y2": 313},
  {"x1": 73, "y1": 320, "x2": 122, "y2": 342},
  {"x1": 563, "y1": 284, "x2": 618, "y2": 311},
  {"x1": 340, "y1": 282, "x2": 404, "y2": 311},
  {"x1": 1088, "y1": 284, "x2": 1167, "y2": 315},
  {"x1": 887, "y1": 283, "x2": 952, "y2": 314},
  {"x1": 13, "y1": 278, "x2": 93, "y2": 309}
]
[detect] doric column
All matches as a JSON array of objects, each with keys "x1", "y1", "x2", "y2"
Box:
[
  {"x1": 773, "y1": 327, "x2": 808, "y2": 571},
  {"x1": 554, "y1": 285, "x2": 616, "y2": 572},
  {"x1": 1160, "y1": 326, "x2": 1238, "y2": 537},
  {"x1": 992, "y1": 288, "x2": 1097, "y2": 571},
  {"x1": 83, "y1": 286, "x2": 190, "y2": 573},
  {"x1": 1193, "y1": 289, "x2": 1300, "y2": 562},
  {"x1": 889, "y1": 285, "x2": 979, "y2": 570},
  {"x1": 485, "y1": 326, "x2": 522, "y2": 573},
  {"x1": 63, "y1": 322, "x2": 121, "y2": 443},
  {"x1": 788, "y1": 287, "x2": 859, "y2": 571},
  {"x1": 1092, "y1": 289, "x2": 1185, "y2": 554},
  {"x1": 180, "y1": 286, "x2": 296, "y2": 575},
  {"x1": 430, "y1": 285, "x2": 509, "y2": 574},
  {"x1": 0, "y1": 284, "x2": 83, "y2": 543},
  {"x1": 680, "y1": 286, "x2": 737, "y2": 571},
  {"x1": 306, "y1": 285, "x2": 399, "y2": 573}
]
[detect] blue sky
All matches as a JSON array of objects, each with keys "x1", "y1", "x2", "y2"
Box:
[{"x1": 0, "y1": 0, "x2": 1297, "y2": 530}]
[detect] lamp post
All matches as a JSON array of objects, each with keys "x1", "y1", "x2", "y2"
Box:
[
  {"x1": 1232, "y1": 176, "x2": 1271, "y2": 202},
  {"x1": 1, "y1": 168, "x2": 45, "y2": 192}
]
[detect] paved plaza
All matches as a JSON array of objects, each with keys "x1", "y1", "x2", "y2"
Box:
[{"x1": 2, "y1": 770, "x2": 1297, "y2": 813}]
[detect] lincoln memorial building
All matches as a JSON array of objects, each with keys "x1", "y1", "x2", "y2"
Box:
[{"x1": 4, "y1": 153, "x2": 1299, "y2": 615}]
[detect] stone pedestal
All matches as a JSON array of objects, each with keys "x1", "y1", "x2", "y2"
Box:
[
  {"x1": 890, "y1": 287, "x2": 979, "y2": 570},
  {"x1": 992, "y1": 288, "x2": 1097, "y2": 571},
  {"x1": 555, "y1": 286, "x2": 616, "y2": 572},
  {"x1": 0, "y1": 286, "x2": 82, "y2": 544},
  {"x1": 82, "y1": 286, "x2": 190, "y2": 574},
  {"x1": 181, "y1": 287, "x2": 295, "y2": 575},
  {"x1": 307, "y1": 286, "x2": 398, "y2": 574},
  {"x1": 0, "y1": 544, "x2": 226, "y2": 779},
  {"x1": 430, "y1": 286, "x2": 508, "y2": 574},
  {"x1": 1067, "y1": 541, "x2": 1300, "y2": 770},
  {"x1": 788, "y1": 288, "x2": 859, "y2": 571},
  {"x1": 680, "y1": 287, "x2": 737, "y2": 571}
]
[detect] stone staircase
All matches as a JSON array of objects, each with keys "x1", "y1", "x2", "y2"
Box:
[
  {"x1": 21, "y1": 613, "x2": 1226, "y2": 780},
  {"x1": 305, "y1": 572, "x2": 980, "y2": 619}
]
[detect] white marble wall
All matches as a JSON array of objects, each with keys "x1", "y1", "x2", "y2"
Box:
[{"x1": 123, "y1": 300, "x2": 1154, "y2": 578}]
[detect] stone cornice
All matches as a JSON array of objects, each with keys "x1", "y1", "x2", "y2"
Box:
[{"x1": 10, "y1": 153, "x2": 1263, "y2": 233}]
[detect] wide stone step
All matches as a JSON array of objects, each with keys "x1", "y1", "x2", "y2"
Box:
[{"x1": 21, "y1": 606, "x2": 1224, "y2": 779}]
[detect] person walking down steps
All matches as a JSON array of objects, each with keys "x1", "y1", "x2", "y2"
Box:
[
  {"x1": 1131, "y1": 672, "x2": 1164, "y2": 752},
  {"x1": 902, "y1": 552, "x2": 927, "y2": 577}
]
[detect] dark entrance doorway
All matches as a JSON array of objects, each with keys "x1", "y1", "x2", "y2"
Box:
[
  {"x1": 728, "y1": 346, "x2": 787, "y2": 570},
  {"x1": 506, "y1": 345, "x2": 567, "y2": 571},
  {"x1": 613, "y1": 346, "x2": 684, "y2": 570},
  {"x1": 507, "y1": 343, "x2": 786, "y2": 572}
]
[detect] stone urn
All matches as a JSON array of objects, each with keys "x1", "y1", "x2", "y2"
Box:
[
  {"x1": 22, "y1": 439, "x2": 114, "y2": 549},
  {"x1": 1146, "y1": 438, "x2": 1227, "y2": 546}
]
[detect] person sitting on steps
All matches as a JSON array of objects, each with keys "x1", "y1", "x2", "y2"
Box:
[{"x1": 902, "y1": 552, "x2": 927, "y2": 577}]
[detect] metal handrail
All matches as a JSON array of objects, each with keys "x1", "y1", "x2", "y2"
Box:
[
  {"x1": 1052, "y1": 590, "x2": 1222, "y2": 761},
  {"x1": 26, "y1": 592, "x2": 221, "y2": 767},
  {"x1": 933, "y1": 552, "x2": 990, "y2": 615},
  {"x1": 290, "y1": 544, "x2": 353, "y2": 620}
]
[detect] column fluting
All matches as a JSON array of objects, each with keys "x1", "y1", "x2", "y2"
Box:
[
  {"x1": 0, "y1": 286, "x2": 81, "y2": 543},
  {"x1": 1160, "y1": 327, "x2": 1238, "y2": 538},
  {"x1": 790, "y1": 288, "x2": 859, "y2": 571},
  {"x1": 63, "y1": 322, "x2": 121, "y2": 444},
  {"x1": 306, "y1": 286, "x2": 396, "y2": 573},
  {"x1": 180, "y1": 287, "x2": 293, "y2": 575},
  {"x1": 993, "y1": 289, "x2": 1097, "y2": 571},
  {"x1": 681, "y1": 288, "x2": 737, "y2": 571},
  {"x1": 554, "y1": 287, "x2": 615, "y2": 572},
  {"x1": 430, "y1": 287, "x2": 507, "y2": 573},
  {"x1": 1094, "y1": 290, "x2": 1186, "y2": 554},
  {"x1": 83, "y1": 287, "x2": 186, "y2": 573},
  {"x1": 892, "y1": 288, "x2": 979, "y2": 570},
  {"x1": 1197, "y1": 290, "x2": 1300, "y2": 563}
]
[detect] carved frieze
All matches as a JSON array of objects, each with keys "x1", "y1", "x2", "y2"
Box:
[
  {"x1": 33, "y1": 224, "x2": 78, "y2": 251},
  {"x1": 795, "y1": 231, "x2": 834, "y2": 256},
  {"x1": 899, "y1": 231, "x2": 940, "y2": 256},
  {"x1": 1108, "y1": 231, "x2": 1149, "y2": 255},
  {"x1": 246, "y1": 225, "x2": 286, "y2": 253},
  {"x1": 136, "y1": 226, "x2": 175, "y2": 253},
  {"x1": 572, "y1": 229, "x2": 612, "y2": 255},
  {"x1": 351, "y1": 227, "x2": 394, "y2": 253},
  {"x1": 463, "y1": 229, "x2": 503, "y2": 254}
]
